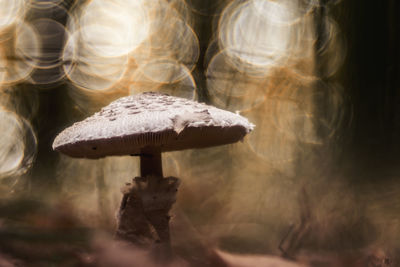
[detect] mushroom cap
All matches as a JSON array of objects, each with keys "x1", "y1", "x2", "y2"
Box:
[{"x1": 53, "y1": 92, "x2": 254, "y2": 159}]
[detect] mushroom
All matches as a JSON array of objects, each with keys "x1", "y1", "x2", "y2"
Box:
[{"x1": 52, "y1": 92, "x2": 254, "y2": 250}]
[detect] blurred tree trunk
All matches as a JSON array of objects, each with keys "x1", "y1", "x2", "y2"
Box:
[{"x1": 24, "y1": 1, "x2": 77, "y2": 198}]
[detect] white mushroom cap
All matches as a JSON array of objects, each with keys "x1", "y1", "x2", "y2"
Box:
[{"x1": 53, "y1": 92, "x2": 254, "y2": 159}]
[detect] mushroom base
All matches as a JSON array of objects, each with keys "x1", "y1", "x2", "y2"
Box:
[{"x1": 115, "y1": 175, "x2": 180, "y2": 250}]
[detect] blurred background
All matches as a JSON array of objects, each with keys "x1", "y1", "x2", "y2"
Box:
[{"x1": 0, "y1": 0, "x2": 399, "y2": 266}]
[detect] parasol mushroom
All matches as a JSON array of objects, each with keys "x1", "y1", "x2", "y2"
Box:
[{"x1": 52, "y1": 92, "x2": 254, "y2": 249}]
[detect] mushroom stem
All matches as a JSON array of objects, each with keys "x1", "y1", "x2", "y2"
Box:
[
  {"x1": 117, "y1": 147, "x2": 180, "y2": 251},
  {"x1": 140, "y1": 147, "x2": 163, "y2": 177}
]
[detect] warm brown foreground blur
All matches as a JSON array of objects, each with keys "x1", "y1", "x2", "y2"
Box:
[{"x1": 0, "y1": 0, "x2": 399, "y2": 266}]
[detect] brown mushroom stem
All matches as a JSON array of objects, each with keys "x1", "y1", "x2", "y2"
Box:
[
  {"x1": 115, "y1": 183, "x2": 159, "y2": 247},
  {"x1": 116, "y1": 146, "x2": 179, "y2": 252},
  {"x1": 139, "y1": 146, "x2": 170, "y2": 244},
  {"x1": 140, "y1": 147, "x2": 163, "y2": 177}
]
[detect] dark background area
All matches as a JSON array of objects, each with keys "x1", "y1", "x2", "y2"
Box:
[{"x1": 339, "y1": 1, "x2": 400, "y2": 161}]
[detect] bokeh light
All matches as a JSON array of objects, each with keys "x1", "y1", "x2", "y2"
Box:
[
  {"x1": 0, "y1": 107, "x2": 37, "y2": 179},
  {"x1": 0, "y1": 0, "x2": 26, "y2": 33},
  {"x1": 80, "y1": 0, "x2": 149, "y2": 58}
]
